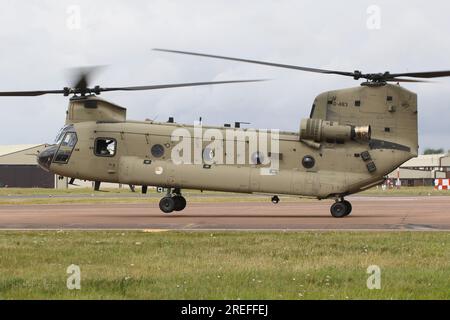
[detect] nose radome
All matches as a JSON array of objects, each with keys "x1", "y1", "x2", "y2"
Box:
[{"x1": 37, "y1": 145, "x2": 57, "y2": 172}]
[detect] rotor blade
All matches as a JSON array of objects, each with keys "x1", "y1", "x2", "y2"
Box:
[
  {"x1": 153, "y1": 48, "x2": 355, "y2": 77},
  {"x1": 0, "y1": 90, "x2": 65, "y2": 96},
  {"x1": 390, "y1": 71, "x2": 450, "y2": 79},
  {"x1": 386, "y1": 78, "x2": 430, "y2": 83},
  {"x1": 100, "y1": 79, "x2": 267, "y2": 92},
  {"x1": 69, "y1": 66, "x2": 106, "y2": 91},
  {"x1": 74, "y1": 74, "x2": 88, "y2": 92}
]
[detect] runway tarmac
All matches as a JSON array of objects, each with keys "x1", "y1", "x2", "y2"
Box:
[{"x1": 0, "y1": 196, "x2": 449, "y2": 230}]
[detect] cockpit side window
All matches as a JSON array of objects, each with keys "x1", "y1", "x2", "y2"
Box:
[
  {"x1": 94, "y1": 138, "x2": 117, "y2": 157},
  {"x1": 54, "y1": 132, "x2": 78, "y2": 163}
]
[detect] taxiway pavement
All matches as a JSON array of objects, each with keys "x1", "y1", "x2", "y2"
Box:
[{"x1": 0, "y1": 196, "x2": 449, "y2": 230}]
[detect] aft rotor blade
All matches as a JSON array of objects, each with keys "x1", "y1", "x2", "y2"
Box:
[
  {"x1": 0, "y1": 90, "x2": 65, "y2": 96},
  {"x1": 390, "y1": 70, "x2": 450, "y2": 79},
  {"x1": 153, "y1": 48, "x2": 355, "y2": 77},
  {"x1": 100, "y1": 79, "x2": 267, "y2": 92}
]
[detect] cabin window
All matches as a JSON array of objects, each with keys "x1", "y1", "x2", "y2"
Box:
[
  {"x1": 385, "y1": 127, "x2": 391, "y2": 132},
  {"x1": 302, "y1": 155, "x2": 315, "y2": 169},
  {"x1": 354, "y1": 100, "x2": 361, "y2": 107},
  {"x1": 151, "y1": 144, "x2": 165, "y2": 158},
  {"x1": 203, "y1": 148, "x2": 216, "y2": 164},
  {"x1": 251, "y1": 151, "x2": 265, "y2": 165},
  {"x1": 95, "y1": 138, "x2": 117, "y2": 157}
]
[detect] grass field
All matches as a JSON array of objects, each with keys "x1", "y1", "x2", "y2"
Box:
[
  {"x1": 0, "y1": 186, "x2": 447, "y2": 197},
  {"x1": 0, "y1": 186, "x2": 449, "y2": 205},
  {"x1": 0, "y1": 231, "x2": 448, "y2": 299},
  {"x1": 0, "y1": 187, "x2": 300, "y2": 205}
]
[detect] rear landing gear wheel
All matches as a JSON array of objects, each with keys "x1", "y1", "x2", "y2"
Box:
[
  {"x1": 342, "y1": 200, "x2": 352, "y2": 216},
  {"x1": 330, "y1": 201, "x2": 348, "y2": 218},
  {"x1": 159, "y1": 196, "x2": 175, "y2": 213},
  {"x1": 173, "y1": 196, "x2": 187, "y2": 211}
]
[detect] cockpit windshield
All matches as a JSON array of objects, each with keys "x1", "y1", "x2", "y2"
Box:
[
  {"x1": 53, "y1": 126, "x2": 78, "y2": 164},
  {"x1": 54, "y1": 125, "x2": 74, "y2": 145}
]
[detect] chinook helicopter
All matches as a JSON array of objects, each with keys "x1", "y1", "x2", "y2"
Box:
[{"x1": 2, "y1": 52, "x2": 450, "y2": 218}]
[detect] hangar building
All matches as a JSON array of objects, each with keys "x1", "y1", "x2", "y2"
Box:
[
  {"x1": 0, "y1": 144, "x2": 56, "y2": 188},
  {"x1": 0, "y1": 144, "x2": 121, "y2": 190},
  {"x1": 387, "y1": 153, "x2": 450, "y2": 186}
]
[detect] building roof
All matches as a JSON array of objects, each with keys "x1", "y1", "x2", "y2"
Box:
[
  {"x1": 0, "y1": 144, "x2": 44, "y2": 157},
  {"x1": 388, "y1": 153, "x2": 450, "y2": 179},
  {"x1": 401, "y1": 154, "x2": 448, "y2": 168},
  {"x1": 0, "y1": 144, "x2": 46, "y2": 165}
]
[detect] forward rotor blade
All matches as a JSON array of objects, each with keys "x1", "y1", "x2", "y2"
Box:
[
  {"x1": 0, "y1": 90, "x2": 65, "y2": 96},
  {"x1": 153, "y1": 48, "x2": 354, "y2": 77},
  {"x1": 100, "y1": 79, "x2": 267, "y2": 92},
  {"x1": 389, "y1": 70, "x2": 450, "y2": 79},
  {"x1": 69, "y1": 66, "x2": 106, "y2": 91},
  {"x1": 0, "y1": 79, "x2": 265, "y2": 97}
]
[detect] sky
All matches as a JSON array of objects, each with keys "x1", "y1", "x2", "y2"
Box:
[{"x1": 0, "y1": 0, "x2": 449, "y2": 153}]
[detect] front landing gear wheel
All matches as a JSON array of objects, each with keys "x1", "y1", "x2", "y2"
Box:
[
  {"x1": 173, "y1": 196, "x2": 187, "y2": 211},
  {"x1": 271, "y1": 196, "x2": 280, "y2": 204},
  {"x1": 330, "y1": 201, "x2": 348, "y2": 218},
  {"x1": 159, "y1": 197, "x2": 175, "y2": 213}
]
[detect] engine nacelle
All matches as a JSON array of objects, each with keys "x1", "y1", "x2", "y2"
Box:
[{"x1": 300, "y1": 118, "x2": 371, "y2": 143}]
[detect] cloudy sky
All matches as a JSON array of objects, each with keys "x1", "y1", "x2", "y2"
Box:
[{"x1": 0, "y1": 0, "x2": 449, "y2": 152}]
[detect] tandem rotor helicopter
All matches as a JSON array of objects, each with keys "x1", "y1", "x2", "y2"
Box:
[{"x1": 2, "y1": 49, "x2": 450, "y2": 217}]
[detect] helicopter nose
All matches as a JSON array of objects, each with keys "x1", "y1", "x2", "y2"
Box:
[{"x1": 37, "y1": 145, "x2": 57, "y2": 172}]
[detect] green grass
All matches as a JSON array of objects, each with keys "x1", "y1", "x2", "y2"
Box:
[
  {"x1": 1, "y1": 186, "x2": 448, "y2": 197},
  {"x1": 0, "y1": 187, "x2": 305, "y2": 205},
  {"x1": 0, "y1": 187, "x2": 218, "y2": 196},
  {"x1": 0, "y1": 186, "x2": 449, "y2": 205},
  {"x1": 0, "y1": 187, "x2": 134, "y2": 196},
  {"x1": 0, "y1": 195, "x2": 306, "y2": 205},
  {"x1": 360, "y1": 186, "x2": 450, "y2": 197},
  {"x1": 0, "y1": 231, "x2": 448, "y2": 299}
]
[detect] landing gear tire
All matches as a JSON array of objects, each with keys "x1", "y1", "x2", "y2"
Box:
[
  {"x1": 271, "y1": 195, "x2": 280, "y2": 204},
  {"x1": 173, "y1": 196, "x2": 187, "y2": 211},
  {"x1": 342, "y1": 200, "x2": 352, "y2": 216},
  {"x1": 330, "y1": 201, "x2": 349, "y2": 218},
  {"x1": 159, "y1": 197, "x2": 175, "y2": 213}
]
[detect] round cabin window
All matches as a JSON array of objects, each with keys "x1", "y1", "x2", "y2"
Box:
[
  {"x1": 302, "y1": 155, "x2": 315, "y2": 169},
  {"x1": 151, "y1": 144, "x2": 165, "y2": 158},
  {"x1": 251, "y1": 151, "x2": 265, "y2": 165},
  {"x1": 203, "y1": 148, "x2": 215, "y2": 163}
]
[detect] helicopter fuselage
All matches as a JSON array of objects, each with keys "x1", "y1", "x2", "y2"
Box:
[{"x1": 38, "y1": 82, "x2": 418, "y2": 200}]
